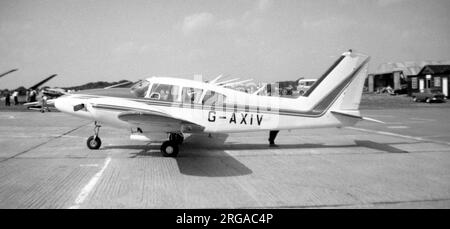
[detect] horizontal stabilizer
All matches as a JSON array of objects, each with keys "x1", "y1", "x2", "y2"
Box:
[
  {"x1": 331, "y1": 111, "x2": 385, "y2": 124},
  {"x1": 361, "y1": 116, "x2": 385, "y2": 124}
]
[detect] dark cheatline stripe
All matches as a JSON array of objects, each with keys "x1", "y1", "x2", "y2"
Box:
[{"x1": 303, "y1": 54, "x2": 346, "y2": 97}]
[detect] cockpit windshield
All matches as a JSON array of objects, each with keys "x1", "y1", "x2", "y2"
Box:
[{"x1": 130, "y1": 80, "x2": 150, "y2": 98}]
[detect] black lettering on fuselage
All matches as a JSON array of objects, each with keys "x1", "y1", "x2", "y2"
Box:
[
  {"x1": 229, "y1": 113, "x2": 236, "y2": 124},
  {"x1": 208, "y1": 111, "x2": 216, "y2": 122},
  {"x1": 227, "y1": 113, "x2": 263, "y2": 126},
  {"x1": 240, "y1": 113, "x2": 248, "y2": 124},
  {"x1": 257, "y1": 114, "x2": 263, "y2": 125}
]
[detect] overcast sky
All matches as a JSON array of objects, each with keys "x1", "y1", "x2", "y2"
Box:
[{"x1": 1, "y1": 0, "x2": 450, "y2": 88}]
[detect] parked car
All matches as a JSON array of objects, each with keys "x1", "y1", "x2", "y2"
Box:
[{"x1": 412, "y1": 89, "x2": 446, "y2": 103}]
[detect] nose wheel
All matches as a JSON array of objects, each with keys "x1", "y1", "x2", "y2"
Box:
[
  {"x1": 87, "y1": 122, "x2": 102, "y2": 150},
  {"x1": 87, "y1": 135, "x2": 102, "y2": 150}
]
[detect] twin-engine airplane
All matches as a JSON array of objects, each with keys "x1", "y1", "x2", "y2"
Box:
[{"x1": 53, "y1": 50, "x2": 381, "y2": 157}]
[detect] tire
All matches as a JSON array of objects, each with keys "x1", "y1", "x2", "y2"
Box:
[
  {"x1": 161, "y1": 141, "x2": 179, "y2": 157},
  {"x1": 87, "y1": 135, "x2": 102, "y2": 150}
]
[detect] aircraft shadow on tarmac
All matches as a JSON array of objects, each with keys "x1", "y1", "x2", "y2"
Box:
[
  {"x1": 103, "y1": 133, "x2": 253, "y2": 177},
  {"x1": 101, "y1": 134, "x2": 408, "y2": 177}
]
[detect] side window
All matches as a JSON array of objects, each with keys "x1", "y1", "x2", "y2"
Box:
[
  {"x1": 148, "y1": 83, "x2": 179, "y2": 102},
  {"x1": 202, "y1": 90, "x2": 226, "y2": 106},
  {"x1": 182, "y1": 87, "x2": 203, "y2": 104}
]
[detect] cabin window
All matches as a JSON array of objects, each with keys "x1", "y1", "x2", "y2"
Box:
[
  {"x1": 148, "y1": 83, "x2": 179, "y2": 102},
  {"x1": 202, "y1": 90, "x2": 226, "y2": 106},
  {"x1": 182, "y1": 87, "x2": 203, "y2": 104}
]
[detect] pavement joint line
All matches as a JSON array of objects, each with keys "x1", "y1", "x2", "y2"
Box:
[
  {"x1": 69, "y1": 157, "x2": 112, "y2": 209},
  {"x1": 346, "y1": 127, "x2": 450, "y2": 146},
  {"x1": 387, "y1": 126, "x2": 409, "y2": 129},
  {"x1": 245, "y1": 197, "x2": 450, "y2": 209},
  {"x1": 0, "y1": 122, "x2": 90, "y2": 163}
]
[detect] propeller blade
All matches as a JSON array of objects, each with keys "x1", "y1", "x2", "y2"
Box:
[
  {"x1": 0, "y1": 69, "x2": 18, "y2": 78},
  {"x1": 29, "y1": 74, "x2": 57, "y2": 90}
]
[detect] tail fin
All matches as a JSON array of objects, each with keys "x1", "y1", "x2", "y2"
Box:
[
  {"x1": 329, "y1": 55, "x2": 369, "y2": 111},
  {"x1": 299, "y1": 51, "x2": 369, "y2": 107},
  {"x1": 328, "y1": 57, "x2": 386, "y2": 125},
  {"x1": 296, "y1": 50, "x2": 370, "y2": 115}
]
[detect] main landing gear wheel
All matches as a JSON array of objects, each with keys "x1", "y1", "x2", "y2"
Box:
[
  {"x1": 87, "y1": 136, "x2": 102, "y2": 150},
  {"x1": 87, "y1": 121, "x2": 102, "y2": 150},
  {"x1": 161, "y1": 141, "x2": 179, "y2": 157}
]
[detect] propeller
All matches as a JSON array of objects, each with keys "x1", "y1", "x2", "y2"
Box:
[
  {"x1": 29, "y1": 74, "x2": 57, "y2": 90},
  {"x1": 0, "y1": 69, "x2": 18, "y2": 78}
]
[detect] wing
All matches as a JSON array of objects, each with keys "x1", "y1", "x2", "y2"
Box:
[{"x1": 117, "y1": 110, "x2": 205, "y2": 133}]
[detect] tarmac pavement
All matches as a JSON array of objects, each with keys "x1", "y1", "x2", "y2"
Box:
[{"x1": 0, "y1": 108, "x2": 449, "y2": 208}]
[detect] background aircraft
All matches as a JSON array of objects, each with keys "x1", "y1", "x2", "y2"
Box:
[{"x1": 24, "y1": 78, "x2": 134, "y2": 112}]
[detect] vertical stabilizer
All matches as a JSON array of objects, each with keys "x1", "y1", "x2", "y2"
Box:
[{"x1": 330, "y1": 58, "x2": 369, "y2": 111}]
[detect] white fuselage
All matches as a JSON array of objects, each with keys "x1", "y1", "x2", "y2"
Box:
[{"x1": 54, "y1": 80, "x2": 353, "y2": 136}]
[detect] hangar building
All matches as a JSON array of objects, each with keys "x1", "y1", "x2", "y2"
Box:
[{"x1": 366, "y1": 61, "x2": 450, "y2": 93}]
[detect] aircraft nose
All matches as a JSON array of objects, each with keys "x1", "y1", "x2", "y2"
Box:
[
  {"x1": 54, "y1": 96, "x2": 94, "y2": 119},
  {"x1": 54, "y1": 97, "x2": 73, "y2": 113}
]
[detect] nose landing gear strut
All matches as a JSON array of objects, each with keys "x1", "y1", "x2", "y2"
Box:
[{"x1": 87, "y1": 121, "x2": 102, "y2": 150}]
